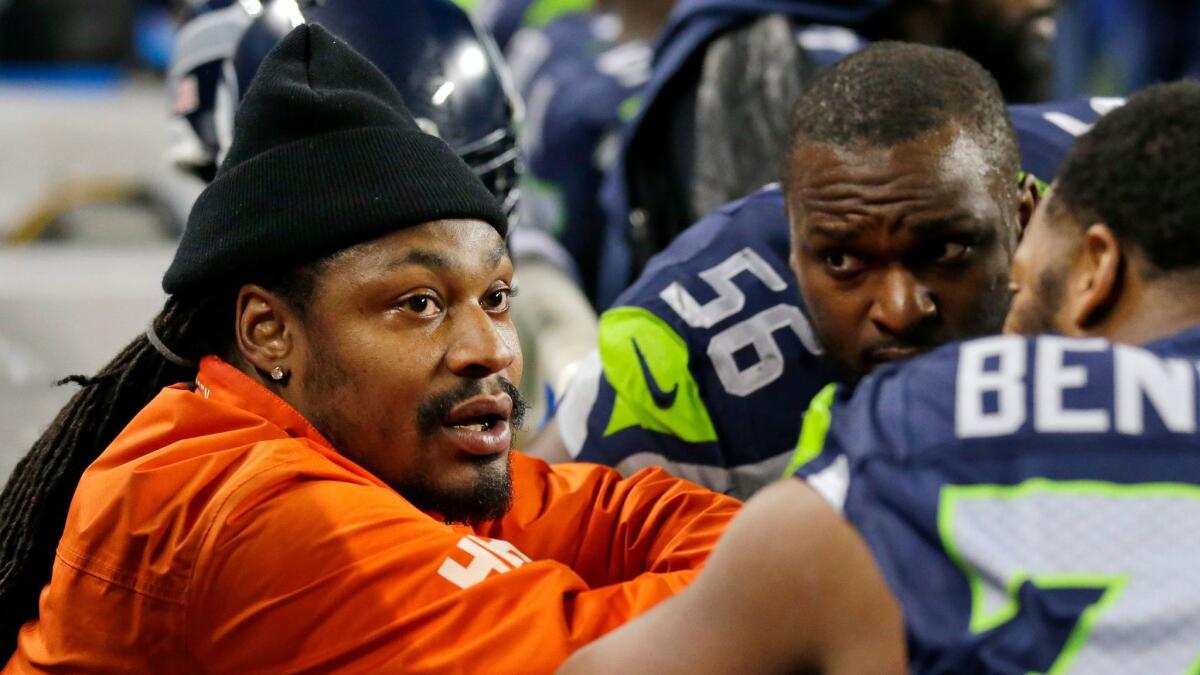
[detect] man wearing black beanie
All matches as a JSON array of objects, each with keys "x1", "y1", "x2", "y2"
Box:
[{"x1": 0, "y1": 25, "x2": 737, "y2": 672}]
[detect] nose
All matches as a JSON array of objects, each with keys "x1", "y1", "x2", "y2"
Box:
[
  {"x1": 868, "y1": 266, "x2": 937, "y2": 336},
  {"x1": 445, "y1": 304, "x2": 518, "y2": 378}
]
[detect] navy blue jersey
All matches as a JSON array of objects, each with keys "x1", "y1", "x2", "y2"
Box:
[
  {"x1": 1009, "y1": 96, "x2": 1125, "y2": 188},
  {"x1": 794, "y1": 328, "x2": 1200, "y2": 672},
  {"x1": 555, "y1": 187, "x2": 835, "y2": 496},
  {"x1": 510, "y1": 12, "x2": 651, "y2": 300},
  {"x1": 560, "y1": 99, "x2": 1119, "y2": 499}
]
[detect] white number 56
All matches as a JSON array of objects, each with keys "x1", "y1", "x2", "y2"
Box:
[{"x1": 659, "y1": 248, "x2": 822, "y2": 397}]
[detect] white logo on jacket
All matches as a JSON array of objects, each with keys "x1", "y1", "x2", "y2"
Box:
[{"x1": 438, "y1": 535, "x2": 533, "y2": 590}]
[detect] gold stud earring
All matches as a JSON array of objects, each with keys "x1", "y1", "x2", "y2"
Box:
[{"x1": 270, "y1": 366, "x2": 286, "y2": 381}]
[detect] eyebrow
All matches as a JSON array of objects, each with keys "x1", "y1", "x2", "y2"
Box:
[
  {"x1": 806, "y1": 214, "x2": 986, "y2": 243},
  {"x1": 485, "y1": 240, "x2": 508, "y2": 268},
  {"x1": 805, "y1": 223, "x2": 867, "y2": 243},
  {"x1": 907, "y1": 215, "x2": 988, "y2": 238},
  {"x1": 386, "y1": 249, "x2": 454, "y2": 271}
]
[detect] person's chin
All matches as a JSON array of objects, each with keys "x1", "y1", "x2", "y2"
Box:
[
  {"x1": 440, "y1": 452, "x2": 514, "y2": 523},
  {"x1": 423, "y1": 446, "x2": 506, "y2": 490},
  {"x1": 459, "y1": 446, "x2": 511, "y2": 469},
  {"x1": 394, "y1": 450, "x2": 514, "y2": 524}
]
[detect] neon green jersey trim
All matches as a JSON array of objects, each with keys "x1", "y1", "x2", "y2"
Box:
[
  {"x1": 523, "y1": 0, "x2": 593, "y2": 28},
  {"x1": 450, "y1": 0, "x2": 480, "y2": 12},
  {"x1": 939, "y1": 479, "x2": 1200, "y2": 674},
  {"x1": 782, "y1": 382, "x2": 837, "y2": 478},
  {"x1": 598, "y1": 306, "x2": 718, "y2": 442},
  {"x1": 1018, "y1": 170, "x2": 1050, "y2": 198},
  {"x1": 618, "y1": 94, "x2": 642, "y2": 123}
]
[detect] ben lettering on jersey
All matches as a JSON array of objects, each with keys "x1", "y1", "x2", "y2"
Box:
[{"x1": 957, "y1": 335, "x2": 1197, "y2": 438}]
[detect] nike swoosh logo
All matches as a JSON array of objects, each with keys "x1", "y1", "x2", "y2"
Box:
[{"x1": 632, "y1": 337, "x2": 678, "y2": 409}]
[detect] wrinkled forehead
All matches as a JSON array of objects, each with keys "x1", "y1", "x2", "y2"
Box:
[
  {"x1": 786, "y1": 126, "x2": 1003, "y2": 235},
  {"x1": 317, "y1": 219, "x2": 510, "y2": 287}
]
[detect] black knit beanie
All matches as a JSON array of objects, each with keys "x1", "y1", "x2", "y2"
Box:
[{"x1": 163, "y1": 24, "x2": 509, "y2": 294}]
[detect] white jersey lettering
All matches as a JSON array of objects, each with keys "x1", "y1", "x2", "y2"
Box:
[{"x1": 956, "y1": 336, "x2": 1027, "y2": 438}]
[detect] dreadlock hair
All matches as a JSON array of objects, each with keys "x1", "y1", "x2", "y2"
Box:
[{"x1": 0, "y1": 259, "x2": 327, "y2": 659}]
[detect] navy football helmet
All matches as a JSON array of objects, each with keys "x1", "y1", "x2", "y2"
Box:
[
  {"x1": 218, "y1": 0, "x2": 522, "y2": 217},
  {"x1": 166, "y1": 0, "x2": 265, "y2": 181}
]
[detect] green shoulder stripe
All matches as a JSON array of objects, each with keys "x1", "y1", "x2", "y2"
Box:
[
  {"x1": 523, "y1": 0, "x2": 593, "y2": 28},
  {"x1": 783, "y1": 382, "x2": 837, "y2": 478},
  {"x1": 598, "y1": 306, "x2": 717, "y2": 443}
]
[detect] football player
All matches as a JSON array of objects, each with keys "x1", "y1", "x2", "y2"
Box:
[
  {"x1": 546, "y1": 45, "x2": 1121, "y2": 499},
  {"x1": 562, "y1": 79, "x2": 1200, "y2": 675}
]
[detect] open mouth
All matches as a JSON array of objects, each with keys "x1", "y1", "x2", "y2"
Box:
[
  {"x1": 441, "y1": 394, "x2": 514, "y2": 456},
  {"x1": 448, "y1": 416, "x2": 505, "y2": 433},
  {"x1": 445, "y1": 394, "x2": 512, "y2": 428}
]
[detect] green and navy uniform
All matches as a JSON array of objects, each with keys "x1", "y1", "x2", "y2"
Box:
[
  {"x1": 556, "y1": 98, "x2": 1123, "y2": 499},
  {"x1": 555, "y1": 185, "x2": 835, "y2": 496},
  {"x1": 792, "y1": 328, "x2": 1200, "y2": 672}
]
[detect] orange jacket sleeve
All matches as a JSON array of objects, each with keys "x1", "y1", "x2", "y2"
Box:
[
  {"x1": 479, "y1": 454, "x2": 739, "y2": 588},
  {"x1": 184, "y1": 451, "x2": 739, "y2": 673}
]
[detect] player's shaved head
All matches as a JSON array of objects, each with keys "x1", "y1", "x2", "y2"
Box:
[
  {"x1": 784, "y1": 42, "x2": 1024, "y2": 380},
  {"x1": 785, "y1": 41, "x2": 1019, "y2": 201}
]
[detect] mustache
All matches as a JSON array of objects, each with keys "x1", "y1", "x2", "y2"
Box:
[
  {"x1": 861, "y1": 327, "x2": 944, "y2": 361},
  {"x1": 415, "y1": 376, "x2": 527, "y2": 437}
]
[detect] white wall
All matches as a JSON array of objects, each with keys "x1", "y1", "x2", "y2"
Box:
[{"x1": 0, "y1": 245, "x2": 173, "y2": 482}]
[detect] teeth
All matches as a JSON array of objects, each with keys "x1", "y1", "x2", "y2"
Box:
[{"x1": 454, "y1": 423, "x2": 488, "y2": 432}]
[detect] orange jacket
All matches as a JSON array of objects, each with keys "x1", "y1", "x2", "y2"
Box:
[{"x1": 5, "y1": 357, "x2": 738, "y2": 674}]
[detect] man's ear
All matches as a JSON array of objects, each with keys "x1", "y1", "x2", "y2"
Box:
[
  {"x1": 1070, "y1": 224, "x2": 1123, "y2": 330},
  {"x1": 235, "y1": 284, "x2": 298, "y2": 380},
  {"x1": 1016, "y1": 174, "x2": 1043, "y2": 244}
]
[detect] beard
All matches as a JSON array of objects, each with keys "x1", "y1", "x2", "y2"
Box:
[
  {"x1": 1006, "y1": 263, "x2": 1069, "y2": 336},
  {"x1": 395, "y1": 450, "x2": 515, "y2": 526},
  {"x1": 406, "y1": 376, "x2": 527, "y2": 525},
  {"x1": 301, "y1": 346, "x2": 527, "y2": 527}
]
